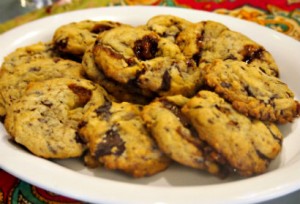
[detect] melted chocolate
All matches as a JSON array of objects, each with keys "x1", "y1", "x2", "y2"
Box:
[
  {"x1": 95, "y1": 125, "x2": 125, "y2": 157},
  {"x1": 68, "y1": 84, "x2": 92, "y2": 107},
  {"x1": 242, "y1": 45, "x2": 264, "y2": 64},
  {"x1": 134, "y1": 35, "x2": 158, "y2": 61},
  {"x1": 91, "y1": 24, "x2": 115, "y2": 34}
]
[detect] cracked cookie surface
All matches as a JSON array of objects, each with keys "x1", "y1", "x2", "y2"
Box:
[
  {"x1": 53, "y1": 20, "x2": 127, "y2": 57},
  {"x1": 142, "y1": 95, "x2": 229, "y2": 177},
  {"x1": 146, "y1": 15, "x2": 193, "y2": 42},
  {"x1": 93, "y1": 26, "x2": 201, "y2": 97},
  {"x1": 82, "y1": 45, "x2": 152, "y2": 104},
  {"x1": 203, "y1": 60, "x2": 299, "y2": 123},
  {"x1": 182, "y1": 90, "x2": 283, "y2": 176},
  {"x1": 0, "y1": 58, "x2": 85, "y2": 116},
  {"x1": 176, "y1": 21, "x2": 279, "y2": 77},
  {"x1": 4, "y1": 78, "x2": 106, "y2": 159},
  {"x1": 79, "y1": 98, "x2": 170, "y2": 177},
  {"x1": 1, "y1": 42, "x2": 59, "y2": 73}
]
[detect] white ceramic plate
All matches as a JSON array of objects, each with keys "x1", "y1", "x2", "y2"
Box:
[{"x1": 1, "y1": 6, "x2": 300, "y2": 204}]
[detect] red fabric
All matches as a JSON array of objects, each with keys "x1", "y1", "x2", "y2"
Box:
[
  {"x1": 0, "y1": 170, "x2": 19, "y2": 203},
  {"x1": 174, "y1": 0, "x2": 300, "y2": 11}
]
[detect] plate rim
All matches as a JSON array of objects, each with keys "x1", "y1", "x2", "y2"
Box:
[{"x1": 1, "y1": 5, "x2": 300, "y2": 204}]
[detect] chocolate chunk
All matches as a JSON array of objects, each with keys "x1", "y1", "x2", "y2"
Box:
[
  {"x1": 134, "y1": 35, "x2": 158, "y2": 61},
  {"x1": 94, "y1": 100, "x2": 112, "y2": 120},
  {"x1": 68, "y1": 84, "x2": 92, "y2": 107},
  {"x1": 91, "y1": 24, "x2": 115, "y2": 34},
  {"x1": 55, "y1": 38, "x2": 68, "y2": 49},
  {"x1": 192, "y1": 52, "x2": 202, "y2": 66},
  {"x1": 160, "y1": 70, "x2": 171, "y2": 91},
  {"x1": 127, "y1": 69, "x2": 146, "y2": 87},
  {"x1": 75, "y1": 132, "x2": 87, "y2": 144},
  {"x1": 241, "y1": 45, "x2": 264, "y2": 64},
  {"x1": 78, "y1": 120, "x2": 87, "y2": 129},
  {"x1": 95, "y1": 125, "x2": 125, "y2": 157}
]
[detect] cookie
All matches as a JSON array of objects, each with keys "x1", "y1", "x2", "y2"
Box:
[
  {"x1": 0, "y1": 58, "x2": 85, "y2": 116},
  {"x1": 203, "y1": 59, "x2": 299, "y2": 123},
  {"x1": 0, "y1": 41, "x2": 60, "y2": 122},
  {"x1": 0, "y1": 42, "x2": 59, "y2": 73},
  {"x1": 79, "y1": 98, "x2": 170, "y2": 177},
  {"x1": 176, "y1": 21, "x2": 279, "y2": 77},
  {"x1": 176, "y1": 20, "x2": 228, "y2": 65},
  {"x1": 146, "y1": 15, "x2": 193, "y2": 42},
  {"x1": 142, "y1": 95, "x2": 229, "y2": 177},
  {"x1": 93, "y1": 26, "x2": 201, "y2": 97},
  {"x1": 4, "y1": 78, "x2": 106, "y2": 159},
  {"x1": 82, "y1": 45, "x2": 153, "y2": 104},
  {"x1": 53, "y1": 20, "x2": 126, "y2": 57},
  {"x1": 181, "y1": 90, "x2": 283, "y2": 176}
]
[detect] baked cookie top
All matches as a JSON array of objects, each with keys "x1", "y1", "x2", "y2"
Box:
[
  {"x1": 1, "y1": 42, "x2": 59, "y2": 73},
  {"x1": 93, "y1": 26, "x2": 201, "y2": 97},
  {"x1": 176, "y1": 20, "x2": 229, "y2": 64},
  {"x1": 176, "y1": 21, "x2": 279, "y2": 77},
  {"x1": 146, "y1": 15, "x2": 193, "y2": 42},
  {"x1": 82, "y1": 45, "x2": 152, "y2": 104},
  {"x1": 53, "y1": 20, "x2": 127, "y2": 57},
  {"x1": 0, "y1": 58, "x2": 85, "y2": 116},
  {"x1": 142, "y1": 95, "x2": 229, "y2": 177},
  {"x1": 203, "y1": 59, "x2": 299, "y2": 123},
  {"x1": 79, "y1": 98, "x2": 171, "y2": 178},
  {"x1": 4, "y1": 78, "x2": 106, "y2": 159},
  {"x1": 182, "y1": 90, "x2": 283, "y2": 176}
]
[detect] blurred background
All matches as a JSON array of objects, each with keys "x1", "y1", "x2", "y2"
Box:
[{"x1": 0, "y1": 0, "x2": 67, "y2": 23}]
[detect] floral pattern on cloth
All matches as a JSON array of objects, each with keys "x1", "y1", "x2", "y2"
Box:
[
  {"x1": 0, "y1": 0, "x2": 300, "y2": 204},
  {"x1": 0, "y1": 0, "x2": 299, "y2": 40},
  {"x1": 0, "y1": 169, "x2": 81, "y2": 204}
]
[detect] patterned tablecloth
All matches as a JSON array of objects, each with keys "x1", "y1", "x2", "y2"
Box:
[{"x1": 0, "y1": 0, "x2": 300, "y2": 203}]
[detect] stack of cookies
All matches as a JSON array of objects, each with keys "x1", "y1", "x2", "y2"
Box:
[{"x1": 0, "y1": 15, "x2": 299, "y2": 178}]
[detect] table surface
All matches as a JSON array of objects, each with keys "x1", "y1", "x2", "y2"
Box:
[{"x1": 0, "y1": 0, "x2": 300, "y2": 203}]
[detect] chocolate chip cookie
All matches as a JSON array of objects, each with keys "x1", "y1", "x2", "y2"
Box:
[
  {"x1": 203, "y1": 59, "x2": 299, "y2": 123},
  {"x1": 0, "y1": 58, "x2": 85, "y2": 116},
  {"x1": 182, "y1": 90, "x2": 283, "y2": 176},
  {"x1": 53, "y1": 20, "x2": 127, "y2": 57},
  {"x1": 4, "y1": 78, "x2": 106, "y2": 159},
  {"x1": 142, "y1": 95, "x2": 229, "y2": 177},
  {"x1": 82, "y1": 45, "x2": 153, "y2": 104},
  {"x1": 93, "y1": 26, "x2": 201, "y2": 97},
  {"x1": 1, "y1": 42, "x2": 59, "y2": 73},
  {"x1": 79, "y1": 98, "x2": 170, "y2": 177},
  {"x1": 176, "y1": 21, "x2": 279, "y2": 77}
]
